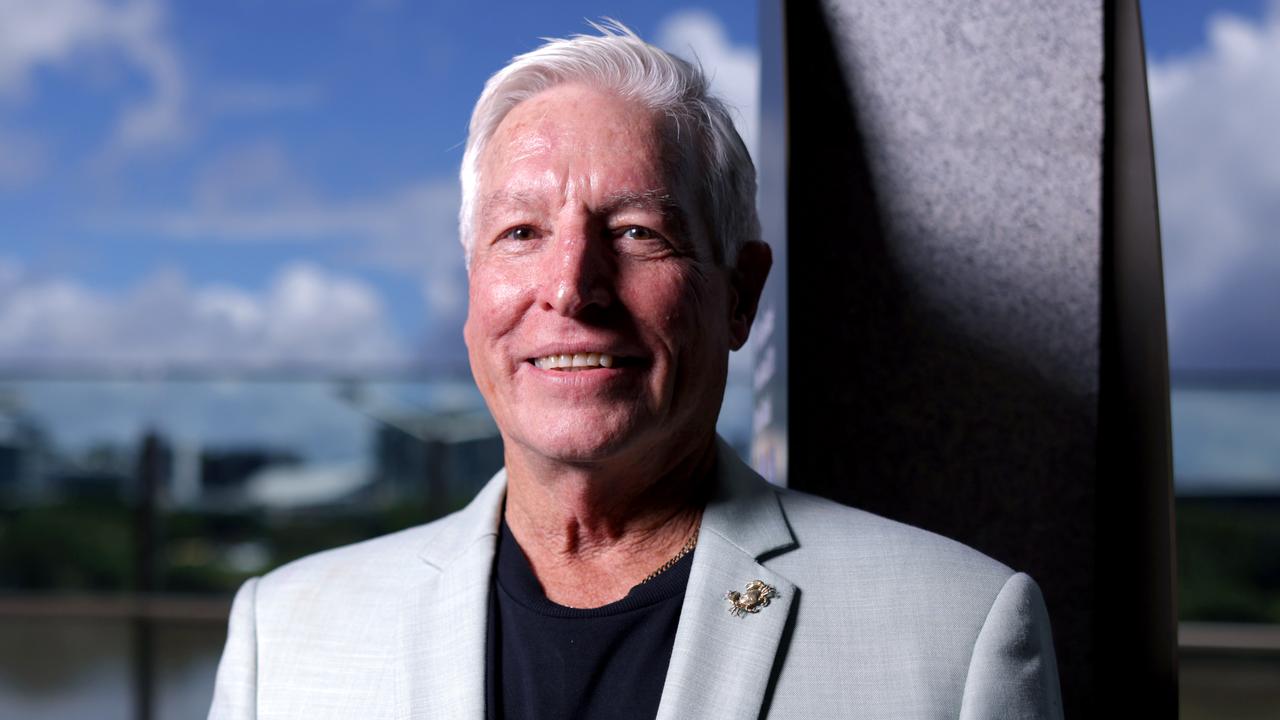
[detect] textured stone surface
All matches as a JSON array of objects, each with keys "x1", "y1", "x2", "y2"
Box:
[
  {"x1": 773, "y1": 0, "x2": 1107, "y2": 714},
  {"x1": 819, "y1": 0, "x2": 1103, "y2": 397}
]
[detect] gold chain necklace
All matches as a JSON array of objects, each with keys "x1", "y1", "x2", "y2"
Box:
[{"x1": 638, "y1": 522, "x2": 701, "y2": 584}]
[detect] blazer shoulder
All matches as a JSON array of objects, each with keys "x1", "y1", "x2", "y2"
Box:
[
  {"x1": 258, "y1": 500, "x2": 492, "y2": 612},
  {"x1": 756, "y1": 489, "x2": 1061, "y2": 717},
  {"x1": 252, "y1": 520, "x2": 435, "y2": 604},
  {"x1": 772, "y1": 486, "x2": 1015, "y2": 593},
  {"x1": 254, "y1": 470, "x2": 506, "y2": 603}
]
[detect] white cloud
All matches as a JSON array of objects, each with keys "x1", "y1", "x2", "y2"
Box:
[
  {"x1": 112, "y1": 142, "x2": 468, "y2": 329},
  {"x1": 1148, "y1": 3, "x2": 1280, "y2": 369},
  {"x1": 0, "y1": 0, "x2": 186, "y2": 160},
  {"x1": 0, "y1": 0, "x2": 103, "y2": 98},
  {"x1": 657, "y1": 9, "x2": 760, "y2": 160},
  {"x1": 0, "y1": 259, "x2": 407, "y2": 371}
]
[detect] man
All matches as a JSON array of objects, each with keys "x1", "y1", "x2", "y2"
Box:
[{"x1": 209, "y1": 24, "x2": 1062, "y2": 720}]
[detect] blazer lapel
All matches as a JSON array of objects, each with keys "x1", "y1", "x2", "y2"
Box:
[
  {"x1": 656, "y1": 443, "x2": 799, "y2": 720},
  {"x1": 400, "y1": 471, "x2": 507, "y2": 720}
]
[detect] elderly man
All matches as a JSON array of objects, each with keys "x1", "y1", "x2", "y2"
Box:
[{"x1": 209, "y1": 24, "x2": 1062, "y2": 720}]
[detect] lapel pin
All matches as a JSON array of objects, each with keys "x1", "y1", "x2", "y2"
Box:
[{"x1": 725, "y1": 580, "x2": 778, "y2": 617}]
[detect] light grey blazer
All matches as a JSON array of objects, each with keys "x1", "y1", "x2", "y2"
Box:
[{"x1": 209, "y1": 444, "x2": 1063, "y2": 719}]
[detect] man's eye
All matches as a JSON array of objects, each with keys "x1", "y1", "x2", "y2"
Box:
[
  {"x1": 620, "y1": 226, "x2": 656, "y2": 240},
  {"x1": 502, "y1": 226, "x2": 537, "y2": 241}
]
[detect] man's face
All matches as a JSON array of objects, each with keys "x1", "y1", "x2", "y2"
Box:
[{"x1": 464, "y1": 83, "x2": 739, "y2": 469}]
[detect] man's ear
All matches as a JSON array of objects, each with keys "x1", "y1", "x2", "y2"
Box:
[{"x1": 727, "y1": 240, "x2": 773, "y2": 351}]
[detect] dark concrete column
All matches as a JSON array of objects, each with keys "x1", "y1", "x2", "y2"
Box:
[{"x1": 755, "y1": 0, "x2": 1176, "y2": 714}]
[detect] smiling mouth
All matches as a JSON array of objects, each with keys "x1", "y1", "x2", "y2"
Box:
[{"x1": 531, "y1": 352, "x2": 619, "y2": 371}]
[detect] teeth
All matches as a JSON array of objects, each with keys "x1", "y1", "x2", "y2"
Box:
[{"x1": 534, "y1": 353, "x2": 617, "y2": 370}]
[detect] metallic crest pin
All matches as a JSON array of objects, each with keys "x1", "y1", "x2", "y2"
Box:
[{"x1": 724, "y1": 580, "x2": 778, "y2": 617}]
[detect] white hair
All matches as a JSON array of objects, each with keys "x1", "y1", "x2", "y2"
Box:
[{"x1": 458, "y1": 20, "x2": 759, "y2": 267}]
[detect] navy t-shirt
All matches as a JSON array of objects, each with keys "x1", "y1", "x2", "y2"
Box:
[{"x1": 485, "y1": 519, "x2": 693, "y2": 720}]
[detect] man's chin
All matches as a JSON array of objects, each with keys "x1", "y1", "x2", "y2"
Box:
[
  {"x1": 506, "y1": 422, "x2": 657, "y2": 469},
  {"x1": 519, "y1": 436, "x2": 635, "y2": 467}
]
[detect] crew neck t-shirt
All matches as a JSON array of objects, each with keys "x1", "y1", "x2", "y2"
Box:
[{"x1": 484, "y1": 519, "x2": 694, "y2": 720}]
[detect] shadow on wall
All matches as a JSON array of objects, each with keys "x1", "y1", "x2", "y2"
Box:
[{"x1": 781, "y1": 1, "x2": 1096, "y2": 715}]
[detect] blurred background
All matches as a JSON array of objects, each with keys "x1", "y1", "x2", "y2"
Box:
[{"x1": 0, "y1": 0, "x2": 1275, "y2": 717}]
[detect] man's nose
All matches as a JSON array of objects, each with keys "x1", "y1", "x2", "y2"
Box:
[{"x1": 541, "y1": 224, "x2": 614, "y2": 317}]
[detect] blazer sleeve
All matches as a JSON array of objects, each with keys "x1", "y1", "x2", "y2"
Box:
[
  {"x1": 208, "y1": 577, "x2": 260, "y2": 720},
  {"x1": 957, "y1": 572, "x2": 1064, "y2": 720}
]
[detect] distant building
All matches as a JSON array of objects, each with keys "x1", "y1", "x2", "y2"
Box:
[
  {"x1": 52, "y1": 468, "x2": 135, "y2": 502},
  {"x1": 374, "y1": 410, "x2": 503, "y2": 506},
  {"x1": 51, "y1": 432, "x2": 171, "y2": 503},
  {"x1": 243, "y1": 460, "x2": 372, "y2": 510},
  {"x1": 0, "y1": 391, "x2": 54, "y2": 501},
  {"x1": 200, "y1": 447, "x2": 302, "y2": 504}
]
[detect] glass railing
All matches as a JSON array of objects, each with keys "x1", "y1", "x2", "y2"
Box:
[
  {"x1": 1169, "y1": 382, "x2": 1280, "y2": 718},
  {"x1": 0, "y1": 376, "x2": 1274, "y2": 717}
]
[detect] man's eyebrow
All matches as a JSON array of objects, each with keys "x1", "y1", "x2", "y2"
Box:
[
  {"x1": 599, "y1": 190, "x2": 690, "y2": 230},
  {"x1": 599, "y1": 189, "x2": 676, "y2": 211},
  {"x1": 477, "y1": 191, "x2": 541, "y2": 228}
]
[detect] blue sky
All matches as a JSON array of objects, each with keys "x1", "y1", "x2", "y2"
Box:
[
  {"x1": 1144, "y1": 0, "x2": 1280, "y2": 373},
  {"x1": 0, "y1": 0, "x2": 1276, "y2": 375}
]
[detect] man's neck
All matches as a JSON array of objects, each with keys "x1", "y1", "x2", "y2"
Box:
[{"x1": 501, "y1": 435, "x2": 715, "y2": 608}]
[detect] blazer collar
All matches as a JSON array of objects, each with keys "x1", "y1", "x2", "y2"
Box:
[
  {"x1": 416, "y1": 467, "x2": 508, "y2": 570},
  {"x1": 656, "y1": 438, "x2": 799, "y2": 720},
  {"x1": 401, "y1": 469, "x2": 506, "y2": 719},
  {"x1": 701, "y1": 438, "x2": 797, "y2": 560}
]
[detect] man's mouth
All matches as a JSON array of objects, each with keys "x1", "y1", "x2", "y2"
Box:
[{"x1": 531, "y1": 352, "x2": 617, "y2": 371}]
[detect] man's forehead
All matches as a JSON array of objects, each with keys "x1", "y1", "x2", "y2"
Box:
[
  {"x1": 478, "y1": 126, "x2": 690, "y2": 211},
  {"x1": 472, "y1": 83, "x2": 703, "y2": 237},
  {"x1": 482, "y1": 86, "x2": 679, "y2": 166},
  {"x1": 491, "y1": 128, "x2": 556, "y2": 166}
]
